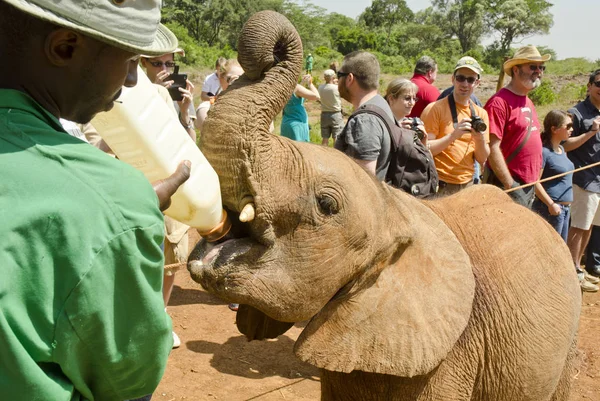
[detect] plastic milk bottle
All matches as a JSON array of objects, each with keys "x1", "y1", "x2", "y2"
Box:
[{"x1": 92, "y1": 66, "x2": 225, "y2": 234}]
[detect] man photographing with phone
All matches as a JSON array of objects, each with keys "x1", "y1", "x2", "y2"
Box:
[{"x1": 141, "y1": 49, "x2": 197, "y2": 141}]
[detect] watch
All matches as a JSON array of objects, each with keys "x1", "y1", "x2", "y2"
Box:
[{"x1": 180, "y1": 118, "x2": 193, "y2": 130}]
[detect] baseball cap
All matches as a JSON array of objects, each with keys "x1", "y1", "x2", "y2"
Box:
[
  {"x1": 324, "y1": 69, "x2": 335, "y2": 77},
  {"x1": 454, "y1": 56, "x2": 483, "y2": 75},
  {"x1": 3, "y1": 0, "x2": 178, "y2": 56}
]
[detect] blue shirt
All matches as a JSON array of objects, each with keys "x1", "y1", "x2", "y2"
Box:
[
  {"x1": 567, "y1": 97, "x2": 600, "y2": 193},
  {"x1": 540, "y1": 145, "x2": 574, "y2": 202}
]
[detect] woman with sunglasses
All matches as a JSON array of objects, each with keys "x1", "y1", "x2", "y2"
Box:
[
  {"x1": 280, "y1": 74, "x2": 320, "y2": 142},
  {"x1": 532, "y1": 110, "x2": 575, "y2": 243},
  {"x1": 384, "y1": 78, "x2": 426, "y2": 140}
]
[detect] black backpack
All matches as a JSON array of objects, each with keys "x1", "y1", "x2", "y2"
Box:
[{"x1": 349, "y1": 104, "x2": 438, "y2": 198}]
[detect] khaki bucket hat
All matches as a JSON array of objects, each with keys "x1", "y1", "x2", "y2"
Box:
[
  {"x1": 503, "y1": 45, "x2": 551, "y2": 75},
  {"x1": 2, "y1": 0, "x2": 178, "y2": 56}
]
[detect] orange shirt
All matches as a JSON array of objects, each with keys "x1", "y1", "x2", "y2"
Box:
[{"x1": 421, "y1": 97, "x2": 490, "y2": 184}]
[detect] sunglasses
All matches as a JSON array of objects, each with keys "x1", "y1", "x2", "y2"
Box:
[
  {"x1": 336, "y1": 71, "x2": 350, "y2": 79},
  {"x1": 565, "y1": 123, "x2": 573, "y2": 130},
  {"x1": 148, "y1": 61, "x2": 176, "y2": 68},
  {"x1": 591, "y1": 81, "x2": 600, "y2": 88},
  {"x1": 455, "y1": 75, "x2": 477, "y2": 84},
  {"x1": 528, "y1": 64, "x2": 546, "y2": 72}
]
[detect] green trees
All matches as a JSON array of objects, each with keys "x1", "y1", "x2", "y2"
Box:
[
  {"x1": 430, "y1": 0, "x2": 487, "y2": 54},
  {"x1": 486, "y1": 0, "x2": 553, "y2": 62},
  {"x1": 160, "y1": 0, "x2": 556, "y2": 73}
]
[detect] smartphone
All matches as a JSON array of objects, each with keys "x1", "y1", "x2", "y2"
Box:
[{"x1": 166, "y1": 65, "x2": 187, "y2": 101}]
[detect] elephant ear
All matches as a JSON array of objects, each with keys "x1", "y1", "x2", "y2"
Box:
[
  {"x1": 294, "y1": 206, "x2": 475, "y2": 377},
  {"x1": 236, "y1": 304, "x2": 295, "y2": 341}
]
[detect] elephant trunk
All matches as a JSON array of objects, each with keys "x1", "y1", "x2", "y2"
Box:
[{"x1": 200, "y1": 11, "x2": 303, "y2": 212}]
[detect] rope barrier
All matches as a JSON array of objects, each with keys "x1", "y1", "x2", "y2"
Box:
[
  {"x1": 504, "y1": 160, "x2": 600, "y2": 193},
  {"x1": 164, "y1": 262, "x2": 186, "y2": 272}
]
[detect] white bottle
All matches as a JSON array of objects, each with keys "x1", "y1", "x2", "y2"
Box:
[{"x1": 92, "y1": 66, "x2": 223, "y2": 232}]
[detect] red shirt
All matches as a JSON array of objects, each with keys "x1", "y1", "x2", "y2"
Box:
[
  {"x1": 484, "y1": 88, "x2": 542, "y2": 184},
  {"x1": 408, "y1": 74, "x2": 440, "y2": 118}
]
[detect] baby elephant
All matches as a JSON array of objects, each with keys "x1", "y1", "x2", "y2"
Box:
[{"x1": 188, "y1": 10, "x2": 581, "y2": 401}]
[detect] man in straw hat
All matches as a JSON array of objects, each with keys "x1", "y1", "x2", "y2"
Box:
[
  {"x1": 484, "y1": 45, "x2": 550, "y2": 208},
  {"x1": 0, "y1": 1, "x2": 190, "y2": 400}
]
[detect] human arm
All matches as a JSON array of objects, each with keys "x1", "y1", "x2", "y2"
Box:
[
  {"x1": 563, "y1": 115, "x2": 600, "y2": 152},
  {"x1": 334, "y1": 114, "x2": 383, "y2": 178},
  {"x1": 352, "y1": 158, "x2": 377, "y2": 175},
  {"x1": 426, "y1": 118, "x2": 471, "y2": 156},
  {"x1": 472, "y1": 110, "x2": 490, "y2": 165},
  {"x1": 488, "y1": 134, "x2": 516, "y2": 188},
  {"x1": 195, "y1": 101, "x2": 210, "y2": 131},
  {"x1": 534, "y1": 156, "x2": 560, "y2": 215},
  {"x1": 177, "y1": 79, "x2": 196, "y2": 142},
  {"x1": 295, "y1": 75, "x2": 320, "y2": 101}
]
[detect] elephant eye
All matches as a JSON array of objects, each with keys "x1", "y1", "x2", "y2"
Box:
[{"x1": 317, "y1": 194, "x2": 339, "y2": 216}]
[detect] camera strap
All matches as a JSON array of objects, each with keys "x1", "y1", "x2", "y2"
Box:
[{"x1": 447, "y1": 94, "x2": 478, "y2": 129}]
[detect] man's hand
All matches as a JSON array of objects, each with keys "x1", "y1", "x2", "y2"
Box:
[
  {"x1": 155, "y1": 70, "x2": 174, "y2": 88},
  {"x1": 591, "y1": 116, "x2": 600, "y2": 133},
  {"x1": 450, "y1": 118, "x2": 473, "y2": 140},
  {"x1": 152, "y1": 161, "x2": 191, "y2": 211}
]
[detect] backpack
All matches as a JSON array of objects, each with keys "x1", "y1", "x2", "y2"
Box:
[{"x1": 349, "y1": 104, "x2": 438, "y2": 198}]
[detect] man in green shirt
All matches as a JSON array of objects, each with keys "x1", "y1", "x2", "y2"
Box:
[{"x1": 0, "y1": 0, "x2": 189, "y2": 400}]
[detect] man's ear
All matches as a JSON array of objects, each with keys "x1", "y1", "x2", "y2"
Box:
[{"x1": 44, "y1": 28, "x2": 82, "y2": 67}]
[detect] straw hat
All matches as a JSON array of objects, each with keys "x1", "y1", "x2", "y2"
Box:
[
  {"x1": 503, "y1": 45, "x2": 551, "y2": 75},
  {"x1": 3, "y1": 0, "x2": 178, "y2": 56}
]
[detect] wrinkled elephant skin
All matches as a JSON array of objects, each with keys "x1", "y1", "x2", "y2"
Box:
[{"x1": 188, "y1": 10, "x2": 582, "y2": 401}]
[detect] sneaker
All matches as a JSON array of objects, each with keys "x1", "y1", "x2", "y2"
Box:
[
  {"x1": 584, "y1": 270, "x2": 600, "y2": 284},
  {"x1": 580, "y1": 279, "x2": 599, "y2": 292},
  {"x1": 172, "y1": 331, "x2": 181, "y2": 349},
  {"x1": 228, "y1": 303, "x2": 239, "y2": 311}
]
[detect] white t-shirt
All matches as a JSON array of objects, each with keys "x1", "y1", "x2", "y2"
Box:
[{"x1": 202, "y1": 72, "x2": 221, "y2": 95}]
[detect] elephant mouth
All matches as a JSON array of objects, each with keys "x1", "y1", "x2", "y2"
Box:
[
  {"x1": 188, "y1": 237, "x2": 254, "y2": 271},
  {"x1": 187, "y1": 213, "x2": 269, "y2": 294}
]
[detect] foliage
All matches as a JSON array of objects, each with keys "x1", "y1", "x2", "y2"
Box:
[
  {"x1": 359, "y1": 0, "x2": 414, "y2": 48},
  {"x1": 429, "y1": 0, "x2": 488, "y2": 53},
  {"x1": 528, "y1": 80, "x2": 557, "y2": 106},
  {"x1": 546, "y1": 58, "x2": 600, "y2": 75},
  {"x1": 485, "y1": 0, "x2": 553, "y2": 65},
  {"x1": 161, "y1": 0, "x2": 561, "y2": 74}
]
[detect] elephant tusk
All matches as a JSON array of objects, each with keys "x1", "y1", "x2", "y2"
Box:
[{"x1": 239, "y1": 202, "x2": 256, "y2": 222}]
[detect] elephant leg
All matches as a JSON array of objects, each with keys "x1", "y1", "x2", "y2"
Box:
[{"x1": 549, "y1": 338, "x2": 579, "y2": 401}]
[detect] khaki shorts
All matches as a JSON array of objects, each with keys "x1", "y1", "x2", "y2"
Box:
[{"x1": 570, "y1": 184, "x2": 600, "y2": 230}]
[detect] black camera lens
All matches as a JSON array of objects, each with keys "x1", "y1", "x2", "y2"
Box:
[{"x1": 471, "y1": 116, "x2": 487, "y2": 132}]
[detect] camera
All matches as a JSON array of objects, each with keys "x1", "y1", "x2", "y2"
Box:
[
  {"x1": 471, "y1": 115, "x2": 487, "y2": 132},
  {"x1": 166, "y1": 65, "x2": 187, "y2": 101},
  {"x1": 410, "y1": 117, "x2": 426, "y2": 140}
]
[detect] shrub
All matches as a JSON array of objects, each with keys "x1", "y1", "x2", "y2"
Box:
[{"x1": 529, "y1": 80, "x2": 557, "y2": 106}]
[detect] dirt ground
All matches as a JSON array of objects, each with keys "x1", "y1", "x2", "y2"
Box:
[
  {"x1": 154, "y1": 231, "x2": 600, "y2": 401},
  {"x1": 166, "y1": 72, "x2": 598, "y2": 400}
]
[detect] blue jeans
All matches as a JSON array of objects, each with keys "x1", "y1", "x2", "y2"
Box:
[{"x1": 532, "y1": 200, "x2": 570, "y2": 242}]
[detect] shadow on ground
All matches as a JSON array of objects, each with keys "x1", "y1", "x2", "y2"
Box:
[
  {"x1": 187, "y1": 334, "x2": 320, "y2": 381},
  {"x1": 168, "y1": 285, "x2": 226, "y2": 306}
]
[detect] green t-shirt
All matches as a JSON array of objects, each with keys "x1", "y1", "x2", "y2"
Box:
[{"x1": 0, "y1": 90, "x2": 172, "y2": 400}]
